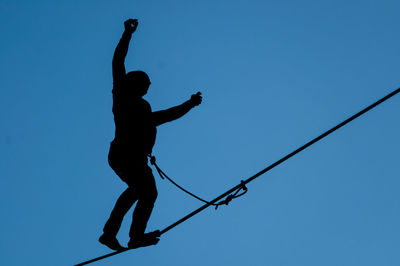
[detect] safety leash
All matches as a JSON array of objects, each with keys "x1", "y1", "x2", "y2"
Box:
[{"x1": 149, "y1": 155, "x2": 248, "y2": 209}]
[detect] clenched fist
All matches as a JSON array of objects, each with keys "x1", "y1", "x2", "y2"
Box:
[
  {"x1": 124, "y1": 19, "x2": 138, "y2": 33},
  {"x1": 190, "y1": 92, "x2": 203, "y2": 107}
]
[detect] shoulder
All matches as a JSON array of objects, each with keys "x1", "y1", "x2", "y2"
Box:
[{"x1": 140, "y1": 99, "x2": 152, "y2": 111}]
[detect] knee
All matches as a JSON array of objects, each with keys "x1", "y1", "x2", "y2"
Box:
[
  {"x1": 139, "y1": 187, "x2": 157, "y2": 204},
  {"x1": 126, "y1": 187, "x2": 137, "y2": 197},
  {"x1": 148, "y1": 188, "x2": 158, "y2": 203}
]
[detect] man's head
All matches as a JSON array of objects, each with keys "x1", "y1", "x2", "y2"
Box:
[{"x1": 124, "y1": 71, "x2": 151, "y2": 97}]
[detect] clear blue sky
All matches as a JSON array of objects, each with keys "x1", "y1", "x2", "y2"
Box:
[{"x1": 1, "y1": 0, "x2": 399, "y2": 265}]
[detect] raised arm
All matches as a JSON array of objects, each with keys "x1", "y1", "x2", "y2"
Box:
[
  {"x1": 112, "y1": 19, "x2": 138, "y2": 85},
  {"x1": 152, "y1": 92, "x2": 203, "y2": 127}
]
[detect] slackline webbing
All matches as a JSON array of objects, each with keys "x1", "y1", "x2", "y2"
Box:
[{"x1": 75, "y1": 87, "x2": 400, "y2": 266}]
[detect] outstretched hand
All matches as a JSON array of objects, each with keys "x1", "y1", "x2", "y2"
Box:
[
  {"x1": 124, "y1": 19, "x2": 138, "y2": 33},
  {"x1": 190, "y1": 92, "x2": 203, "y2": 107}
]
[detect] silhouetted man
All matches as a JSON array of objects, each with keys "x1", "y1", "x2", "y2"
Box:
[{"x1": 99, "y1": 19, "x2": 202, "y2": 250}]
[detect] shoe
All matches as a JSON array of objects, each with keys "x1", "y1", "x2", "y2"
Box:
[
  {"x1": 128, "y1": 230, "x2": 161, "y2": 249},
  {"x1": 99, "y1": 234, "x2": 126, "y2": 251}
]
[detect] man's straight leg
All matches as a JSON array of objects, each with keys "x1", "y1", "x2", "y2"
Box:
[
  {"x1": 129, "y1": 166, "x2": 158, "y2": 239},
  {"x1": 103, "y1": 187, "x2": 137, "y2": 237}
]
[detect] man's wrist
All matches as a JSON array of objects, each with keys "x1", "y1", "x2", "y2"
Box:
[
  {"x1": 186, "y1": 99, "x2": 196, "y2": 108},
  {"x1": 123, "y1": 29, "x2": 134, "y2": 36}
]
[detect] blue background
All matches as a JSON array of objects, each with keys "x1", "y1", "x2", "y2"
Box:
[{"x1": 1, "y1": 0, "x2": 399, "y2": 265}]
